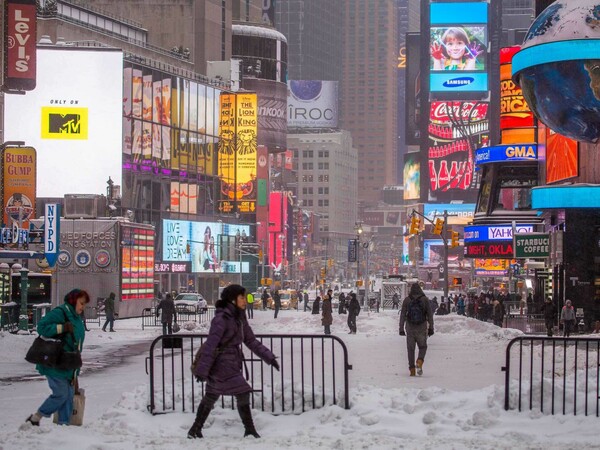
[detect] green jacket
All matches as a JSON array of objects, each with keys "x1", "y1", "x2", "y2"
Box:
[{"x1": 36, "y1": 303, "x2": 85, "y2": 380}]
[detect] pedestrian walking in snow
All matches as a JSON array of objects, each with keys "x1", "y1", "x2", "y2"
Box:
[
  {"x1": 542, "y1": 296, "x2": 556, "y2": 336},
  {"x1": 189, "y1": 284, "x2": 279, "y2": 439},
  {"x1": 102, "y1": 292, "x2": 117, "y2": 332},
  {"x1": 399, "y1": 283, "x2": 434, "y2": 377},
  {"x1": 246, "y1": 292, "x2": 254, "y2": 319},
  {"x1": 26, "y1": 289, "x2": 90, "y2": 426},
  {"x1": 561, "y1": 299, "x2": 576, "y2": 337},
  {"x1": 338, "y1": 292, "x2": 346, "y2": 314},
  {"x1": 156, "y1": 293, "x2": 177, "y2": 335},
  {"x1": 322, "y1": 290, "x2": 333, "y2": 335},
  {"x1": 347, "y1": 292, "x2": 361, "y2": 334},
  {"x1": 312, "y1": 296, "x2": 321, "y2": 315},
  {"x1": 272, "y1": 289, "x2": 281, "y2": 319},
  {"x1": 303, "y1": 292, "x2": 309, "y2": 312},
  {"x1": 392, "y1": 292, "x2": 400, "y2": 310}
]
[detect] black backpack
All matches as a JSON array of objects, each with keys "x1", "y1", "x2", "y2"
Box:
[{"x1": 407, "y1": 296, "x2": 426, "y2": 325}]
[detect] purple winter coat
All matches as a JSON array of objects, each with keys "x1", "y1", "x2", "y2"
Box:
[{"x1": 194, "y1": 303, "x2": 276, "y2": 395}]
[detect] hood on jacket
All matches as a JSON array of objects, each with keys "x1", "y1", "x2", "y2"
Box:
[{"x1": 409, "y1": 283, "x2": 424, "y2": 298}]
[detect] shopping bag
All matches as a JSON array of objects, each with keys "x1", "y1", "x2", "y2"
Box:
[
  {"x1": 172, "y1": 322, "x2": 181, "y2": 333},
  {"x1": 53, "y1": 388, "x2": 85, "y2": 426}
]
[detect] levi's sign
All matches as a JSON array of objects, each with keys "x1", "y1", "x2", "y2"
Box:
[{"x1": 514, "y1": 233, "x2": 550, "y2": 259}]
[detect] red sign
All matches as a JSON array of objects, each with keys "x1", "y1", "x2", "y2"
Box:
[
  {"x1": 464, "y1": 241, "x2": 514, "y2": 259},
  {"x1": 546, "y1": 128, "x2": 578, "y2": 184},
  {"x1": 4, "y1": 0, "x2": 37, "y2": 91},
  {"x1": 499, "y1": 46, "x2": 534, "y2": 131}
]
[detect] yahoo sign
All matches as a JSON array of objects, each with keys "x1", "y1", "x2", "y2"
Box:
[{"x1": 464, "y1": 224, "x2": 533, "y2": 242}]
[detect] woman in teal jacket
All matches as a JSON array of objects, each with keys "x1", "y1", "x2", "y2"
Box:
[{"x1": 26, "y1": 289, "x2": 90, "y2": 426}]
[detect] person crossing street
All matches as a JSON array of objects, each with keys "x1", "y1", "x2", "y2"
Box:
[{"x1": 399, "y1": 283, "x2": 434, "y2": 377}]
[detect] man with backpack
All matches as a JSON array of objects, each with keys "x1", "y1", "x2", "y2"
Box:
[{"x1": 399, "y1": 283, "x2": 434, "y2": 377}]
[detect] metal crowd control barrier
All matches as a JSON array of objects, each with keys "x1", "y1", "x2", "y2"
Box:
[
  {"x1": 0, "y1": 303, "x2": 19, "y2": 332},
  {"x1": 504, "y1": 314, "x2": 547, "y2": 334},
  {"x1": 142, "y1": 307, "x2": 215, "y2": 330},
  {"x1": 146, "y1": 334, "x2": 352, "y2": 414},
  {"x1": 503, "y1": 336, "x2": 600, "y2": 416}
]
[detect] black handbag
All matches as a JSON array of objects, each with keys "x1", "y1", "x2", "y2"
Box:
[{"x1": 25, "y1": 335, "x2": 64, "y2": 367}]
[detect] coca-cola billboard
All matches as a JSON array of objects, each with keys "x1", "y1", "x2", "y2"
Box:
[
  {"x1": 428, "y1": 101, "x2": 489, "y2": 201},
  {"x1": 4, "y1": 0, "x2": 36, "y2": 91}
]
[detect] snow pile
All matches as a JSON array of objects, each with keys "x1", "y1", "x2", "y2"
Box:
[{"x1": 435, "y1": 315, "x2": 524, "y2": 341}]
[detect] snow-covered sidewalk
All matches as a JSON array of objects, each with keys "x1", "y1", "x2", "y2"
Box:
[{"x1": 1, "y1": 310, "x2": 599, "y2": 449}]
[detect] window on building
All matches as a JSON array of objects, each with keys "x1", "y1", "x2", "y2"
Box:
[{"x1": 492, "y1": 165, "x2": 537, "y2": 212}]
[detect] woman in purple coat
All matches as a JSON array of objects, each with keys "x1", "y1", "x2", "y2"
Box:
[{"x1": 188, "y1": 284, "x2": 280, "y2": 439}]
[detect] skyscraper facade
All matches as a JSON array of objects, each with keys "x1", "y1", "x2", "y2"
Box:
[
  {"x1": 341, "y1": 0, "x2": 400, "y2": 205},
  {"x1": 275, "y1": 0, "x2": 343, "y2": 81}
]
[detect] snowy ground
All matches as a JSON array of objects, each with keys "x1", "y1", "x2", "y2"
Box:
[{"x1": 1, "y1": 308, "x2": 599, "y2": 449}]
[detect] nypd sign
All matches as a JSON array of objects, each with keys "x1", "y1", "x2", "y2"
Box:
[{"x1": 44, "y1": 203, "x2": 60, "y2": 267}]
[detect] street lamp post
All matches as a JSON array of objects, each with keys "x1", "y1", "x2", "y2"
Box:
[
  {"x1": 354, "y1": 222, "x2": 363, "y2": 287},
  {"x1": 17, "y1": 265, "x2": 29, "y2": 332}
]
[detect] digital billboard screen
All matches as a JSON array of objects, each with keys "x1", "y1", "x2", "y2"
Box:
[
  {"x1": 4, "y1": 48, "x2": 123, "y2": 197},
  {"x1": 429, "y1": 2, "x2": 488, "y2": 94},
  {"x1": 403, "y1": 153, "x2": 420, "y2": 200},
  {"x1": 546, "y1": 128, "x2": 578, "y2": 184}
]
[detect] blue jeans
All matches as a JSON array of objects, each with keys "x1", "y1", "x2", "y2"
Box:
[{"x1": 38, "y1": 376, "x2": 74, "y2": 425}]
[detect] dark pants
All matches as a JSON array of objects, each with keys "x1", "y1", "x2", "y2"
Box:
[
  {"x1": 406, "y1": 326, "x2": 428, "y2": 369},
  {"x1": 304, "y1": 301, "x2": 309, "y2": 312},
  {"x1": 347, "y1": 313, "x2": 357, "y2": 333},
  {"x1": 545, "y1": 318, "x2": 554, "y2": 336},
  {"x1": 563, "y1": 320, "x2": 575, "y2": 337},
  {"x1": 102, "y1": 313, "x2": 115, "y2": 331},
  {"x1": 274, "y1": 306, "x2": 280, "y2": 319},
  {"x1": 247, "y1": 303, "x2": 254, "y2": 319},
  {"x1": 324, "y1": 324, "x2": 331, "y2": 335},
  {"x1": 162, "y1": 321, "x2": 172, "y2": 335}
]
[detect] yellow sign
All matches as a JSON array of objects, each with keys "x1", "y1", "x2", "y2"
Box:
[
  {"x1": 2, "y1": 146, "x2": 36, "y2": 228},
  {"x1": 218, "y1": 201, "x2": 234, "y2": 213},
  {"x1": 218, "y1": 93, "x2": 236, "y2": 183},
  {"x1": 41, "y1": 107, "x2": 88, "y2": 140}
]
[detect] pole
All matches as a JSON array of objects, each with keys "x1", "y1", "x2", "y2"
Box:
[
  {"x1": 356, "y1": 238, "x2": 360, "y2": 287},
  {"x1": 443, "y1": 210, "x2": 449, "y2": 300},
  {"x1": 19, "y1": 267, "x2": 29, "y2": 332},
  {"x1": 239, "y1": 246, "x2": 243, "y2": 285},
  {"x1": 365, "y1": 241, "x2": 370, "y2": 304}
]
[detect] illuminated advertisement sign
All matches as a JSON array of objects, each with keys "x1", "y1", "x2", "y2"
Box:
[
  {"x1": 464, "y1": 224, "x2": 534, "y2": 242},
  {"x1": 2, "y1": 146, "x2": 36, "y2": 228},
  {"x1": 218, "y1": 92, "x2": 258, "y2": 215},
  {"x1": 474, "y1": 258, "x2": 510, "y2": 277},
  {"x1": 405, "y1": 33, "x2": 421, "y2": 146},
  {"x1": 121, "y1": 225, "x2": 155, "y2": 300},
  {"x1": 288, "y1": 81, "x2": 338, "y2": 128},
  {"x1": 162, "y1": 219, "x2": 251, "y2": 274},
  {"x1": 429, "y1": 2, "x2": 488, "y2": 93},
  {"x1": 424, "y1": 203, "x2": 475, "y2": 226},
  {"x1": 464, "y1": 240, "x2": 514, "y2": 259},
  {"x1": 268, "y1": 192, "x2": 288, "y2": 268},
  {"x1": 500, "y1": 46, "x2": 534, "y2": 131},
  {"x1": 154, "y1": 262, "x2": 191, "y2": 273},
  {"x1": 428, "y1": 101, "x2": 488, "y2": 197},
  {"x1": 475, "y1": 144, "x2": 537, "y2": 166},
  {"x1": 4, "y1": 0, "x2": 37, "y2": 91},
  {"x1": 4, "y1": 48, "x2": 123, "y2": 197},
  {"x1": 403, "y1": 153, "x2": 420, "y2": 200},
  {"x1": 546, "y1": 128, "x2": 578, "y2": 184}
]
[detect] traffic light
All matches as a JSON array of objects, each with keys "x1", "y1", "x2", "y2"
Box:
[
  {"x1": 432, "y1": 218, "x2": 444, "y2": 235},
  {"x1": 320, "y1": 267, "x2": 326, "y2": 278},
  {"x1": 409, "y1": 216, "x2": 421, "y2": 235},
  {"x1": 450, "y1": 231, "x2": 460, "y2": 248}
]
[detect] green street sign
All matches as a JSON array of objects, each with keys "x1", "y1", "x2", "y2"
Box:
[{"x1": 514, "y1": 233, "x2": 550, "y2": 258}]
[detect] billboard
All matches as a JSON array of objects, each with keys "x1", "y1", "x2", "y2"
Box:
[
  {"x1": 4, "y1": 48, "x2": 123, "y2": 197},
  {"x1": 162, "y1": 219, "x2": 251, "y2": 274},
  {"x1": 429, "y1": 2, "x2": 488, "y2": 94},
  {"x1": 403, "y1": 153, "x2": 420, "y2": 200},
  {"x1": 423, "y1": 203, "x2": 475, "y2": 226},
  {"x1": 2, "y1": 146, "x2": 36, "y2": 228},
  {"x1": 405, "y1": 33, "x2": 422, "y2": 146},
  {"x1": 4, "y1": 0, "x2": 37, "y2": 91},
  {"x1": 546, "y1": 128, "x2": 578, "y2": 184},
  {"x1": 268, "y1": 191, "x2": 288, "y2": 269},
  {"x1": 474, "y1": 259, "x2": 509, "y2": 277},
  {"x1": 287, "y1": 80, "x2": 338, "y2": 128},
  {"x1": 243, "y1": 78, "x2": 287, "y2": 150},
  {"x1": 464, "y1": 224, "x2": 534, "y2": 242},
  {"x1": 428, "y1": 101, "x2": 489, "y2": 198},
  {"x1": 499, "y1": 46, "x2": 534, "y2": 132},
  {"x1": 218, "y1": 92, "x2": 258, "y2": 215}
]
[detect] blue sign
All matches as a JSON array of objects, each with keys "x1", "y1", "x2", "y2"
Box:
[
  {"x1": 431, "y1": 73, "x2": 488, "y2": 93},
  {"x1": 430, "y1": 2, "x2": 488, "y2": 25},
  {"x1": 423, "y1": 204, "x2": 476, "y2": 225},
  {"x1": 532, "y1": 186, "x2": 600, "y2": 209},
  {"x1": 348, "y1": 239, "x2": 357, "y2": 263},
  {"x1": 464, "y1": 224, "x2": 534, "y2": 242},
  {"x1": 44, "y1": 204, "x2": 60, "y2": 267},
  {"x1": 475, "y1": 144, "x2": 537, "y2": 167}
]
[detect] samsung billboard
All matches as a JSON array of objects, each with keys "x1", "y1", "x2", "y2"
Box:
[
  {"x1": 429, "y1": 2, "x2": 489, "y2": 94},
  {"x1": 287, "y1": 80, "x2": 338, "y2": 128},
  {"x1": 4, "y1": 47, "x2": 123, "y2": 197}
]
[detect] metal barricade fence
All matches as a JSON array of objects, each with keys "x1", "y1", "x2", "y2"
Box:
[
  {"x1": 0, "y1": 303, "x2": 19, "y2": 333},
  {"x1": 146, "y1": 334, "x2": 352, "y2": 415},
  {"x1": 504, "y1": 314, "x2": 547, "y2": 334},
  {"x1": 142, "y1": 307, "x2": 215, "y2": 329},
  {"x1": 503, "y1": 336, "x2": 600, "y2": 416}
]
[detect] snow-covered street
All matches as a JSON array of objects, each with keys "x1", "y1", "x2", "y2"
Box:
[{"x1": 1, "y1": 309, "x2": 599, "y2": 449}]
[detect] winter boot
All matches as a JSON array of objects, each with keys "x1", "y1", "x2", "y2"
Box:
[
  {"x1": 409, "y1": 367, "x2": 416, "y2": 377},
  {"x1": 25, "y1": 413, "x2": 41, "y2": 426},
  {"x1": 416, "y1": 359, "x2": 424, "y2": 376},
  {"x1": 187, "y1": 394, "x2": 217, "y2": 439},
  {"x1": 237, "y1": 393, "x2": 260, "y2": 438}
]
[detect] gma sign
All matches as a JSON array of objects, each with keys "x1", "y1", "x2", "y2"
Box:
[{"x1": 505, "y1": 145, "x2": 536, "y2": 159}]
